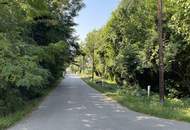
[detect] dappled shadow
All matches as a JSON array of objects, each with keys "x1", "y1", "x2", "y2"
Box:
[
  {"x1": 8, "y1": 74, "x2": 190, "y2": 130},
  {"x1": 133, "y1": 115, "x2": 178, "y2": 129},
  {"x1": 82, "y1": 92, "x2": 187, "y2": 130}
]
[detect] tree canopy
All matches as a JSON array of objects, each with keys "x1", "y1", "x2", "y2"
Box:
[
  {"x1": 81, "y1": 0, "x2": 190, "y2": 97},
  {"x1": 0, "y1": 0, "x2": 84, "y2": 116}
]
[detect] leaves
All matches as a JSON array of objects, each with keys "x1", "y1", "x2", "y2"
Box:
[
  {"x1": 81, "y1": 0, "x2": 190, "y2": 96},
  {"x1": 0, "y1": 0, "x2": 83, "y2": 115}
]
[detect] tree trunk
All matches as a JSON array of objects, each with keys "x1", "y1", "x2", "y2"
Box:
[
  {"x1": 158, "y1": 0, "x2": 165, "y2": 104},
  {"x1": 92, "y1": 46, "x2": 95, "y2": 82}
]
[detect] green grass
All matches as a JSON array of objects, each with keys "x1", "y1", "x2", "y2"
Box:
[
  {"x1": 0, "y1": 100, "x2": 40, "y2": 130},
  {"x1": 0, "y1": 79, "x2": 62, "y2": 130},
  {"x1": 82, "y1": 76, "x2": 190, "y2": 123}
]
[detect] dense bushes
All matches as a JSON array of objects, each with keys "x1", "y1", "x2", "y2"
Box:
[
  {"x1": 81, "y1": 0, "x2": 190, "y2": 98},
  {"x1": 0, "y1": 0, "x2": 83, "y2": 117}
]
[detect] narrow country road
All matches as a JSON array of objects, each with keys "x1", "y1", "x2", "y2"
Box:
[{"x1": 8, "y1": 74, "x2": 190, "y2": 130}]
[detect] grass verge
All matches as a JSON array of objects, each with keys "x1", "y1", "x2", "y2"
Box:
[
  {"x1": 81, "y1": 75, "x2": 190, "y2": 123},
  {"x1": 0, "y1": 79, "x2": 62, "y2": 130}
]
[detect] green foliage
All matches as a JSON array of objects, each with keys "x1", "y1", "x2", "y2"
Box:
[
  {"x1": 169, "y1": 0, "x2": 190, "y2": 43},
  {"x1": 81, "y1": 0, "x2": 190, "y2": 97},
  {"x1": 0, "y1": 0, "x2": 83, "y2": 120}
]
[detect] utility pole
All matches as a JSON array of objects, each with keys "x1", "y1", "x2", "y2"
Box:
[
  {"x1": 82, "y1": 55, "x2": 85, "y2": 74},
  {"x1": 158, "y1": 0, "x2": 164, "y2": 104},
  {"x1": 92, "y1": 44, "x2": 95, "y2": 82}
]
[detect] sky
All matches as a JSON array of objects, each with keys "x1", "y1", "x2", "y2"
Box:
[{"x1": 74, "y1": 0, "x2": 120, "y2": 41}]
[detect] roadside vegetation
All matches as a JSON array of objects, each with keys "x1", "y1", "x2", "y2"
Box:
[
  {"x1": 71, "y1": 0, "x2": 190, "y2": 122},
  {"x1": 0, "y1": 79, "x2": 60, "y2": 130},
  {"x1": 82, "y1": 75, "x2": 190, "y2": 122},
  {"x1": 0, "y1": 0, "x2": 83, "y2": 129}
]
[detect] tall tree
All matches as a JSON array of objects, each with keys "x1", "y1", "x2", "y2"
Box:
[
  {"x1": 0, "y1": 0, "x2": 84, "y2": 116},
  {"x1": 81, "y1": 0, "x2": 190, "y2": 98},
  {"x1": 158, "y1": 0, "x2": 165, "y2": 104}
]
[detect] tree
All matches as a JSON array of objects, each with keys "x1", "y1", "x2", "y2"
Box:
[
  {"x1": 0, "y1": 0, "x2": 84, "y2": 116},
  {"x1": 157, "y1": 0, "x2": 165, "y2": 104},
  {"x1": 81, "y1": 0, "x2": 190, "y2": 98},
  {"x1": 84, "y1": 30, "x2": 100, "y2": 81}
]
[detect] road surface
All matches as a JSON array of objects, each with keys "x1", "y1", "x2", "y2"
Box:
[{"x1": 8, "y1": 74, "x2": 190, "y2": 130}]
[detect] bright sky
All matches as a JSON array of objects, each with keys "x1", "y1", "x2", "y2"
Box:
[{"x1": 74, "y1": 0, "x2": 120, "y2": 41}]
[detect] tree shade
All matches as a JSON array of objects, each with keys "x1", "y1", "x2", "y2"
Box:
[
  {"x1": 81, "y1": 0, "x2": 190, "y2": 98},
  {"x1": 0, "y1": 0, "x2": 84, "y2": 116}
]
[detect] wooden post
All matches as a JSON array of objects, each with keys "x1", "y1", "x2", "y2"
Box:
[
  {"x1": 82, "y1": 55, "x2": 85, "y2": 74},
  {"x1": 92, "y1": 44, "x2": 95, "y2": 82},
  {"x1": 158, "y1": 0, "x2": 164, "y2": 104}
]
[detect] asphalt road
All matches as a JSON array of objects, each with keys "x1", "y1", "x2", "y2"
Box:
[{"x1": 8, "y1": 74, "x2": 190, "y2": 130}]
